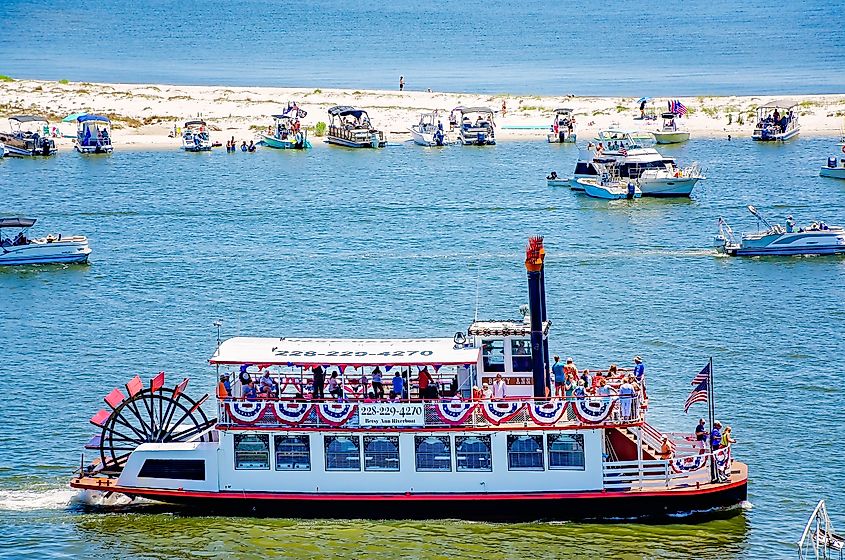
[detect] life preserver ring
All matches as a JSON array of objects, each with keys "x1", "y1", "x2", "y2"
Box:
[{"x1": 841, "y1": 144, "x2": 845, "y2": 155}]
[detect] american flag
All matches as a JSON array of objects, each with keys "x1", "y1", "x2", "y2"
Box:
[
  {"x1": 619, "y1": 146, "x2": 628, "y2": 156},
  {"x1": 684, "y1": 363, "x2": 710, "y2": 413},
  {"x1": 671, "y1": 100, "x2": 688, "y2": 117}
]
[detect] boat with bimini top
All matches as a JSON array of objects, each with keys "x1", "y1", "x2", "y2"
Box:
[
  {"x1": 263, "y1": 103, "x2": 311, "y2": 149},
  {"x1": 752, "y1": 100, "x2": 800, "y2": 141},
  {"x1": 547, "y1": 108, "x2": 576, "y2": 144},
  {"x1": 326, "y1": 106, "x2": 386, "y2": 148},
  {"x1": 0, "y1": 115, "x2": 57, "y2": 157},
  {"x1": 0, "y1": 217, "x2": 91, "y2": 266},
  {"x1": 181, "y1": 120, "x2": 212, "y2": 152},
  {"x1": 70, "y1": 237, "x2": 747, "y2": 521},
  {"x1": 409, "y1": 110, "x2": 450, "y2": 147},
  {"x1": 75, "y1": 114, "x2": 113, "y2": 154},
  {"x1": 451, "y1": 106, "x2": 496, "y2": 146},
  {"x1": 715, "y1": 205, "x2": 845, "y2": 257}
]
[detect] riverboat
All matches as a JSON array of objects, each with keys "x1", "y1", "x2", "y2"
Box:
[
  {"x1": 0, "y1": 115, "x2": 57, "y2": 157},
  {"x1": 0, "y1": 216, "x2": 92, "y2": 266},
  {"x1": 752, "y1": 100, "x2": 800, "y2": 141},
  {"x1": 326, "y1": 106, "x2": 386, "y2": 148},
  {"x1": 70, "y1": 237, "x2": 747, "y2": 521},
  {"x1": 75, "y1": 114, "x2": 114, "y2": 154}
]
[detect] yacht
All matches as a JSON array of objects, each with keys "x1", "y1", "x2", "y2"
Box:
[
  {"x1": 0, "y1": 217, "x2": 91, "y2": 266},
  {"x1": 451, "y1": 106, "x2": 496, "y2": 145},
  {"x1": 326, "y1": 106, "x2": 386, "y2": 148},
  {"x1": 571, "y1": 128, "x2": 703, "y2": 197},
  {"x1": 75, "y1": 114, "x2": 113, "y2": 154},
  {"x1": 409, "y1": 110, "x2": 449, "y2": 146},
  {"x1": 547, "y1": 108, "x2": 576, "y2": 143},
  {"x1": 715, "y1": 206, "x2": 845, "y2": 256},
  {"x1": 181, "y1": 120, "x2": 212, "y2": 152},
  {"x1": 653, "y1": 112, "x2": 689, "y2": 144},
  {"x1": 0, "y1": 115, "x2": 57, "y2": 157},
  {"x1": 752, "y1": 100, "x2": 800, "y2": 141}
]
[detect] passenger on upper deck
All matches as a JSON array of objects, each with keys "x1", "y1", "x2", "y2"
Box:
[
  {"x1": 259, "y1": 370, "x2": 276, "y2": 396},
  {"x1": 492, "y1": 374, "x2": 507, "y2": 400},
  {"x1": 328, "y1": 372, "x2": 343, "y2": 400},
  {"x1": 481, "y1": 382, "x2": 493, "y2": 400},
  {"x1": 311, "y1": 366, "x2": 325, "y2": 400},
  {"x1": 392, "y1": 371, "x2": 404, "y2": 399},
  {"x1": 242, "y1": 380, "x2": 257, "y2": 401},
  {"x1": 217, "y1": 374, "x2": 230, "y2": 398},
  {"x1": 371, "y1": 367, "x2": 384, "y2": 399},
  {"x1": 710, "y1": 421, "x2": 723, "y2": 450},
  {"x1": 695, "y1": 418, "x2": 707, "y2": 447},
  {"x1": 552, "y1": 355, "x2": 566, "y2": 398},
  {"x1": 418, "y1": 367, "x2": 435, "y2": 399}
]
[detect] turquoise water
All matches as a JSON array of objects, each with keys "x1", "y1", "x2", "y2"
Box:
[
  {"x1": 1, "y1": 0, "x2": 844, "y2": 95},
  {"x1": 1, "y1": 138, "x2": 845, "y2": 557}
]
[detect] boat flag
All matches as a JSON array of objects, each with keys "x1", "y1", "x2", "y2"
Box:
[
  {"x1": 619, "y1": 146, "x2": 628, "y2": 156},
  {"x1": 670, "y1": 100, "x2": 688, "y2": 117},
  {"x1": 125, "y1": 375, "x2": 143, "y2": 397},
  {"x1": 684, "y1": 363, "x2": 710, "y2": 412},
  {"x1": 150, "y1": 371, "x2": 165, "y2": 393},
  {"x1": 104, "y1": 388, "x2": 126, "y2": 408}
]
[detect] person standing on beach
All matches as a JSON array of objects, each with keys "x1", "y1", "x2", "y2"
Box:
[
  {"x1": 501, "y1": 99, "x2": 507, "y2": 117},
  {"x1": 399, "y1": 76, "x2": 405, "y2": 91}
]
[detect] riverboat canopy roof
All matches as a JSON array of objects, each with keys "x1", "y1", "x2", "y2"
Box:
[
  {"x1": 328, "y1": 106, "x2": 368, "y2": 118},
  {"x1": 758, "y1": 99, "x2": 797, "y2": 109},
  {"x1": 210, "y1": 337, "x2": 480, "y2": 367},
  {"x1": 9, "y1": 115, "x2": 47, "y2": 123},
  {"x1": 0, "y1": 217, "x2": 36, "y2": 228},
  {"x1": 77, "y1": 114, "x2": 110, "y2": 123}
]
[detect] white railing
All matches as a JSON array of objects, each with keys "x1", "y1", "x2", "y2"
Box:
[
  {"x1": 798, "y1": 499, "x2": 844, "y2": 560},
  {"x1": 603, "y1": 453, "x2": 714, "y2": 491}
]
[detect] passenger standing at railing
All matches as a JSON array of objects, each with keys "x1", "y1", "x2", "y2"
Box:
[
  {"x1": 695, "y1": 419, "x2": 708, "y2": 449},
  {"x1": 721, "y1": 426, "x2": 736, "y2": 448},
  {"x1": 392, "y1": 371, "x2": 405, "y2": 400},
  {"x1": 618, "y1": 376, "x2": 636, "y2": 420},
  {"x1": 418, "y1": 367, "x2": 434, "y2": 399},
  {"x1": 658, "y1": 437, "x2": 672, "y2": 460},
  {"x1": 311, "y1": 366, "x2": 325, "y2": 401},
  {"x1": 328, "y1": 372, "x2": 343, "y2": 400},
  {"x1": 371, "y1": 367, "x2": 384, "y2": 399},
  {"x1": 217, "y1": 374, "x2": 230, "y2": 398},
  {"x1": 359, "y1": 370, "x2": 369, "y2": 399},
  {"x1": 481, "y1": 382, "x2": 493, "y2": 400},
  {"x1": 710, "y1": 422, "x2": 723, "y2": 450},
  {"x1": 580, "y1": 369, "x2": 592, "y2": 393},
  {"x1": 551, "y1": 355, "x2": 566, "y2": 398},
  {"x1": 492, "y1": 374, "x2": 507, "y2": 400}
]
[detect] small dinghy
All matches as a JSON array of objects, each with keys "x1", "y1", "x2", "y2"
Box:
[{"x1": 545, "y1": 171, "x2": 569, "y2": 187}]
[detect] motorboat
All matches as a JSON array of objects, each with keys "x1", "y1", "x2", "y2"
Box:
[
  {"x1": 326, "y1": 106, "x2": 386, "y2": 148},
  {"x1": 653, "y1": 112, "x2": 690, "y2": 144},
  {"x1": 576, "y1": 163, "x2": 641, "y2": 200},
  {"x1": 752, "y1": 100, "x2": 800, "y2": 141},
  {"x1": 75, "y1": 114, "x2": 113, "y2": 154},
  {"x1": 715, "y1": 205, "x2": 845, "y2": 256},
  {"x1": 820, "y1": 135, "x2": 845, "y2": 179},
  {"x1": 409, "y1": 110, "x2": 450, "y2": 146},
  {"x1": 181, "y1": 120, "x2": 212, "y2": 152},
  {"x1": 262, "y1": 103, "x2": 311, "y2": 149},
  {"x1": 547, "y1": 108, "x2": 576, "y2": 143},
  {"x1": 0, "y1": 217, "x2": 92, "y2": 266},
  {"x1": 451, "y1": 106, "x2": 496, "y2": 146},
  {"x1": 571, "y1": 128, "x2": 703, "y2": 197},
  {"x1": 0, "y1": 115, "x2": 57, "y2": 157}
]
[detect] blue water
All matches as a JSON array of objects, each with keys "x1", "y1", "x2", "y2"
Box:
[
  {"x1": 1, "y1": 0, "x2": 844, "y2": 95},
  {"x1": 1, "y1": 137, "x2": 845, "y2": 558}
]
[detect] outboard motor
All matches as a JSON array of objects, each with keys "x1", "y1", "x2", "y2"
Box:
[
  {"x1": 41, "y1": 139, "x2": 51, "y2": 156},
  {"x1": 627, "y1": 182, "x2": 635, "y2": 199},
  {"x1": 434, "y1": 130, "x2": 443, "y2": 146},
  {"x1": 477, "y1": 132, "x2": 486, "y2": 145},
  {"x1": 829, "y1": 157, "x2": 837, "y2": 169},
  {"x1": 559, "y1": 131, "x2": 566, "y2": 142},
  {"x1": 370, "y1": 133, "x2": 379, "y2": 148}
]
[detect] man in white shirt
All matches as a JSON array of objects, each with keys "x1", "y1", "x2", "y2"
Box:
[{"x1": 492, "y1": 374, "x2": 507, "y2": 400}]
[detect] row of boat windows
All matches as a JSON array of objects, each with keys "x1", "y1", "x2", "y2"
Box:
[
  {"x1": 575, "y1": 162, "x2": 669, "y2": 176},
  {"x1": 233, "y1": 434, "x2": 585, "y2": 472},
  {"x1": 481, "y1": 338, "x2": 532, "y2": 373}
]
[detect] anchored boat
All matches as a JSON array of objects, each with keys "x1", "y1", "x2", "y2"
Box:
[
  {"x1": 716, "y1": 206, "x2": 845, "y2": 257},
  {"x1": 326, "y1": 106, "x2": 386, "y2": 148},
  {"x1": 577, "y1": 164, "x2": 642, "y2": 200},
  {"x1": 451, "y1": 106, "x2": 496, "y2": 146},
  {"x1": 0, "y1": 217, "x2": 91, "y2": 266},
  {"x1": 653, "y1": 112, "x2": 690, "y2": 144},
  {"x1": 547, "y1": 108, "x2": 576, "y2": 144},
  {"x1": 0, "y1": 115, "x2": 57, "y2": 157},
  {"x1": 70, "y1": 237, "x2": 747, "y2": 521},
  {"x1": 409, "y1": 110, "x2": 450, "y2": 146},
  {"x1": 181, "y1": 120, "x2": 212, "y2": 152},
  {"x1": 752, "y1": 100, "x2": 800, "y2": 141},
  {"x1": 263, "y1": 104, "x2": 310, "y2": 149},
  {"x1": 820, "y1": 134, "x2": 845, "y2": 180},
  {"x1": 75, "y1": 114, "x2": 114, "y2": 154}
]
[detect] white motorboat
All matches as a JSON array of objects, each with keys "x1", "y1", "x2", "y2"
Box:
[
  {"x1": 181, "y1": 119, "x2": 212, "y2": 152},
  {"x1": 326, "y1": 106, "x2": 387, "y2": 148},
  {"x1": 75, "y1": 114, "x2": 113, "y2": 154},
  {"x1": 547, "y1": 108, "x2": 576, "y2": 143},
  {"x1": 409, "y1": 110, "x2": 450, "y2": 146},
  {"x1": 577, "y1": 164, "x2": 641, "y2": 200},
  {"x1": 571, "y1": 128, "x2": 703, "y2": 197},
  {"x1": 0, "y1": 217, "x2": 92, "y2": 266},
  {"x1": 0, "y1": 115, "x2": 57, "y2": 157},
  {"x1": 451, "y1": 106, "x2": 496, "y2": 146},
  {"x1": 653, "y1": 112, "x2": 690, "y2": 144},
  {"x1": 820, "y1": 136, "x2": 845, "y2": 179},
  {"x1": 752, "y1": 100, "x2": 800, "y2": 141},
  {"x1": 715, "y1": 206, "x2": 845, "y2": 257}
]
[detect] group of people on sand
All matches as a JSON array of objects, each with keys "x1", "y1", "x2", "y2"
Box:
[{"x1": 225, "y1": 136, "x2": 256, "y2": 153}]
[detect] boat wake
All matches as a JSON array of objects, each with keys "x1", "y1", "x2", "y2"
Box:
[{"x1": 0, "y1": 488, "x2": 77, "y2": 511}]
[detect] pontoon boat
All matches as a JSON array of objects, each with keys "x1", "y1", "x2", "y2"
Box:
[
  {"x1": 653, "y1": 112, "x2": 690, "y2": 144},
  {"x1": 0, "y1": 115, "x2": 57, "y2": 157},
  {"x1": 715, "y1": 206, "x2": 845, "y2": 256},
  {"x1": 181, "y1": 120, "x2": 212, "y2": 152},
  {"x1": 409, "y1": 110, "x2": 449, "y2": 146},
  {"x1": 451, "y1": 106, "x2": 496, "y2": 146},
  {"x1": 0, "y1": 217, "x2": 91, "y2": 266},
  {"x1": 326, "y1": 106, "x2": 386, "y2": 148},
  {"x1": 752, "y1": 100, "x2": 800, "y2": 141},
  {"x1": 75, "y1": 114, "x2": 113, "y2": 154},
  {"x1": 547, "y1": 108, "x2": 576, "y2": 143},
  {"x1": 263, "y1": 103, "x2": 310, "y2": 149}
]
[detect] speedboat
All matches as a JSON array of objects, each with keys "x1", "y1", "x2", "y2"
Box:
[
  {"x1": 715, "y1": 206, "x2": 845, "y2": 256},
  {"x1": 451, "y1": 106, "x2": 496, "y2": 146},
  {"x1": 820, "y1": 135, "x2": 845, "y2": 179},
  {"x1": 181, "y1": 120, "x2": 212, "y2": 152},
  {"x1": 577, "y1": 164, "x2": 641, "y2": 200},
  {"x1": 326, "y1": 106, "x2": 386, "y2": 148},
  {"x1": 547, "y1": 108, "x2": 576, "y2": 143},
  {"x1": 262, "y1": 103, "x2": 311, "y2": 149},
  {"x1": 752, "y1": 100, "x2": 800, "y2": 141},
  {"x1": 653, "y1": 112, "x2": 690, "y2": 144},
  {"x1": 571, "y1": 128, "x2": 703, "y2": 197},
  {"x1": 0, "y1": 115, "x2": 57, "y2": 157},
  {"x1": 0, "y1": 217, "x2": 92, "y2": 266},
  {"x1": 75, "y1": 114, "x2": 113, "y2": 154},
  {"x1": 409, "y1": 110, "x2": 450, "y2": 146}
]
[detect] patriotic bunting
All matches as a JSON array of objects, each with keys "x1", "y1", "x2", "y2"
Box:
[
  {"x1": 315, "y1": 402, "x2": 356, "y2": 426},
  {"x1": 271, "y1": 401, "x2": 312, "y2": 424},
  {"x1": 277, "y1": 376, "x2": 304, "y2": 396},
  {"x1": 226, "y1": 401, "x2": 268, "y2": 424},
  {"x1": 572, "y1": 396, "x2": 616, "y2": 424},
  {"x1": 480, "y1": 401, "x2": 524, "y2": 425},
  {"x1": 670, "y1": 453, "x2": 708, "y2": 474},
  {"x1": 527, "y1": 400, "x2": 568, "y2": 425},
  {"x1": 434, "y1": 401, "x2": 476, "y2": 425},
  {"x1": 714, "y1": 446, "x2": 732, "y2": 476}
]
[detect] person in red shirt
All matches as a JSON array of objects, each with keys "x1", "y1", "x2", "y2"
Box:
[{"x1": 418, "y1": 367, "x2": 434, "y2": 399}]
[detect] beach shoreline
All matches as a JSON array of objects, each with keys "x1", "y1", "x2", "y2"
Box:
[{"x1": 2, "y1": 78, "x2": 844, "y2": 150}]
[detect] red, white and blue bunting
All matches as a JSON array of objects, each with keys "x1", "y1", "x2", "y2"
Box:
[
  {"x1": 480, "y1": 401, "x2": 524, "y2": 425},
  {"x1": 434, "y1": 401, "x2": 477, "y2": 426},
  {"x1": 714, "y1": 446, "x2": 732, "y2": 475},
  {"x1": 670, "y1": 453, "x2": 709, "y2": 474},
  {"x1": 527, "y1": 401, "x2": 568, "y2": 425},
  {"x1": 572, "y1": 397, "x2": 616, "y2": 424},
  {"x1": 226, "y1": 401, "x2": 269, "y2": 425},
  {"x1": 271, "y1": 402, "x2": 312, "y2": 424},
  {"x1": 344, "y1": 383, "x2": 365, "y2": 400},
  {"x1": 315, "y1": 402, "x2": 356, "y2": 426},
  {"x1": 277, "y1": 377, "x2": 304, "y2": 396}
]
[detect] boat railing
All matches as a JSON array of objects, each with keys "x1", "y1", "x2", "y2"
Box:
[
  {"x1": 329, "y1": 124, "x2": 384, "y2": 142},
  {"x1": 603, "y1": 446, "x2": 733, "y2": 491},
  {"x1": 797, "y1": 499, "x2": 844, "y2": 560}
]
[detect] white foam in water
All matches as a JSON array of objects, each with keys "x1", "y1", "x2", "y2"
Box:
[
  {"x1": 0, "y1": 488, "x2": 77, "y2": 511},
  {"x1": 70, "y1": 489, "x2": 135, "y2": 508}
]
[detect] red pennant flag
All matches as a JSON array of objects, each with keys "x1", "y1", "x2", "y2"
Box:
[
  {"x1": 90, "y1": 409, "x2": 111, "y2": 426},
  {"x1": 338, "y1": 365, "x2": 347, "y2": 374},
  {"x1": 173, "y1": 377, "x2": 190, "y2": 398},
  {"x1": 126, "y1": 375, "x2": 143, "y2": 397},
  {"x1": 104, "y1": 388, "x2": 126, "y2": 408},
  {"x1": 150, "y1": 371, "x2": 165, "y2": 393}
]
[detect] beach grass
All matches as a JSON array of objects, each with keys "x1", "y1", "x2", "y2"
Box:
[
  {"x1": 0, "y1": 75, "x2": 13, "y2": 82},
  {"x1": 58, "y1": 79, "x2": 69, "y2": 85}
]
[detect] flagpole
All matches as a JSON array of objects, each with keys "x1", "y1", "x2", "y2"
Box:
[{"x1": 709, "y1": 356, "x2": 716, "y2": 482}]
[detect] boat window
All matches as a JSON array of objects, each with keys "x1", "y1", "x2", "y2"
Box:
[
  {"x1": 414, "y1": 435, "x2": 451, "y2": 472},
  {"x1": 574, "y1": 162, "x2": 596, "y2": 175},
  {"x1": 481, "y1": 340, "x2": 505, "y2": 373},
  {"x1": 138, "y1": 459, "x2": 205, "y2": 480},
  {"x1": 547, "y1": 434, "x2": 585, "y2": 470},
  {"x1": 455, "y1": 435, "x2": 492, "y2": 472},
  {"x1": 234, "y1": 434, "x2": 270, "y2": 470},
  {"x1": 274, "y1": 435, "x2": 311, "y2": 471},
  {"x1": 325, "y1": 435, "x2": 361, "y2": 471},
  {"x1": 507, "y1": 435, "x2": 544, "y2": 471},
  {"x1": 364, "y1": 436, "x2": 400, "y2": 472},
  {"x1": 511, "y1": 339, "x2": 532, "y2": 372}
]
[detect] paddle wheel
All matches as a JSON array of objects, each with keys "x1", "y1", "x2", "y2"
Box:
[{"x1": 87, "y1": 373, "x2": 216, "y2": 474}]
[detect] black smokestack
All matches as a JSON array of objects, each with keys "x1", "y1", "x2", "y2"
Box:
[{"x1": 525, "y1": 236, "x2": 546, "y2": 398}]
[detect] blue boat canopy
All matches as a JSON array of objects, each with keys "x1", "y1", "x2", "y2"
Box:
[
  {"x1": 328, "y1": 105, "x2": 367, "y2": 118},
  {"x1": 77, "y1": 114, "x2": 110, "y2": 123},
  {"x1": 0, "y1": 217, "x2": 36, "y2": 228}
]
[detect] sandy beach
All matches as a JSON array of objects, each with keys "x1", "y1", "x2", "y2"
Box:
[{"x1": 1, "y1": 78, "x2": 844, "y2": 149}]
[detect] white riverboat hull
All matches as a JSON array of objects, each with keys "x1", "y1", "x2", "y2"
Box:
[{"x1": 0, "y1": 237, "x2": 91, "y2": 266}]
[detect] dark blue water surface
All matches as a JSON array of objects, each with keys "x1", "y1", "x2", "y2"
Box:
[
  {"x1": 1, "y1": 0, "x2": 844, "y2": 95},
  {"x1": 1, "y1": 137, "x2": 845, "y2": 558}
]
